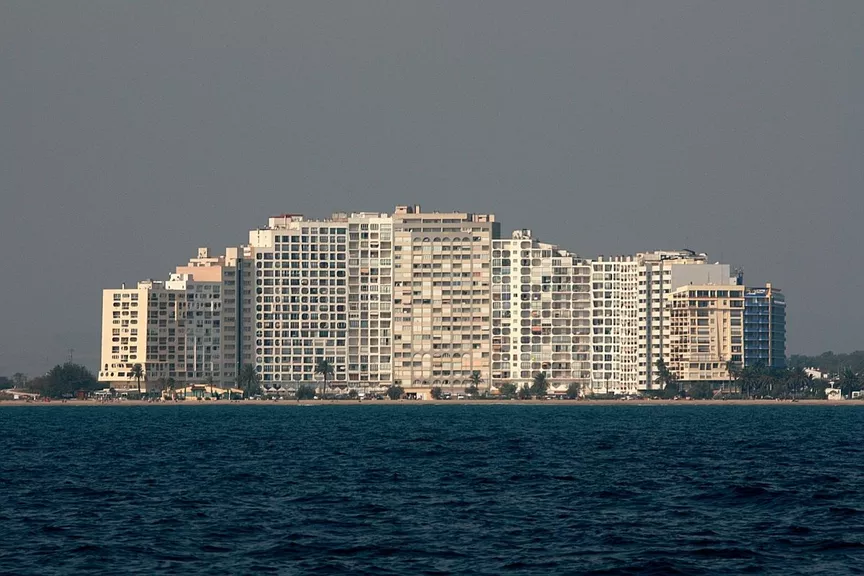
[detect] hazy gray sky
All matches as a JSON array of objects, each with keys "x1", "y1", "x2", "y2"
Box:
[{"x1": 1, "y1": 2, "x2": 862, "y2": 374}]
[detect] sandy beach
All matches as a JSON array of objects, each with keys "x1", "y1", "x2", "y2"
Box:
[{"x1": 0, "y1": 398, "x2": 859, "y2": 407}]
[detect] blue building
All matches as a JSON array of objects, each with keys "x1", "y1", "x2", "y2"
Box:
[{"x1": 744, "y1": 284, "x2": 786, "y2": 369}]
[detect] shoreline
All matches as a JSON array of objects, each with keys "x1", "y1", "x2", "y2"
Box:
[{"x1": 0, "y1": 399, "x2": 859, "y2": 407}]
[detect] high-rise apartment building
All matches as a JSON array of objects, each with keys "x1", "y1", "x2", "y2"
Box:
[
  {"x1": 245, "y1": 212, "x2": 395, "y2": 391},
  {"x1": 491, "y1": 230, "x2": 591, "y2": 393},
  {"x1": 392, "y1": 206, "x2": 499, "y2": 395},
  {"x1": 667, "y1": 285, "x2": 745, "y2": 385},
  {"x1": 589, "y1": 250, "x2": 736, "y2": 395},
  {"x1": 98, "y1": 248, "x2": 240, "y2": 391},
  {"x1": 99, "y1": 207, "x2": 784, "y2": 399},
  {"x1": 744, "y1": 284, "x2": 786, "y2": 369}
]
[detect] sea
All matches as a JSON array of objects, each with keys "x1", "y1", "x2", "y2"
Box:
[{"x1": 1, "y1": 404, "x2": 863, "y2": 575}]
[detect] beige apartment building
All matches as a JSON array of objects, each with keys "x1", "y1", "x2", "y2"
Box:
[
  {"x1": 589, "y1": 250, "x2": 736, "y2": 395},
  {"x1": 98, "y1": 248, "x2": 242, "y2": 392},
  {"x1": 491, "y1": 230, "x2": 592, "y2": 395},
  {"x1": 667, "y1": 285, "x2": 745, "y2": 385},
  {"x1": 392, "y1": 206, "x2": 499, "y2": 396},
  {"x1": 99, "y1": 207, "x2": 773, "y2": 401}
]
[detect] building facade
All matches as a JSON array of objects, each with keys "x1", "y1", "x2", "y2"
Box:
[
  {"x1": 588, "y1": 251, "x2": 736, "y2": 395},
  {"x1": 491, "y1": 230, "x2": 591, "y2": 394},
  {"x1": 392, "y1": 206, "x2": 499, "y2": 396},
  {"x1": 98, "y1": 247, "x2": 239, "y2": 391},
  {"x1": 99, "y1": 207, "x2": 786, "y2": 399},
  {"x1": 667, "y1": 285, "x2": 745, "y2": 385},
  {"x1": 744, "y1": 284, "x2": 786, "y2": 369}
]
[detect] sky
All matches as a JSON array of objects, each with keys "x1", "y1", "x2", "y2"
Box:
[{"x1": 1, "y1": 1, "x2": 862, "y2": 375}]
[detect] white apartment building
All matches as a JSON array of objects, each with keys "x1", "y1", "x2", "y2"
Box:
[
  {"x1": 247, "y1": 214, "x2": 352, "y2": 388},
  {"x1": 491, "y1": 230, "x2": 591, "y2": 394},
  {"x1": 99, "y1": 209, "x2": 757, "y2": 401},
  {"x1": 246, "y1": 212, "x2": 394, "y2": 391},
  {"x1": 98, "y1": 248, "x2": 239, "y2": 391},
  {"x1": 668, "y1": 285, "x2": 745, "y2": 384},
  {"x1": 392, "y1": 206, "x2": 499, "y2": 396},
  {"x1": 346, "y1": 213, "x2": 393, "y2": 388},
  {"x1": 590, "y1": 250, "x2": 736, "y2": 395}
]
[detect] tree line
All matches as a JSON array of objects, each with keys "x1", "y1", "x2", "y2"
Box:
[
  {"x1": 652, "y1": 359, "x2": 862, "y2": 400},
  {"x1": 788, "y1": 351, "x2": 864, "y2": 377}
]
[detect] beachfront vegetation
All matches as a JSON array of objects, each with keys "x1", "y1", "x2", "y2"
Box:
[
  {"x1": 24, "y1": 363, "x2": 99, "y2": 398},
  {"x1": 238, "y1": 364, "x2": 262, "y2": 398},
  {"x1": 789, "y1": 351, "x2": 864, "y2": 375},
  {"x1": 530, "y1": 372, "x2": 549, "y2": 398},
  {"x1": 386, "y1": 384, "x2": 405, "y2": 400},
  {"x1": 315, "y1": 358, "x2": 335, "y2": 398},
  {"x1": 128, "y1": 363, "x2": 144, "y2": 397},
  {"x1": 296, "y1": 384, "x2": 316, "y2": 400},
  {"x1": 518, "y1": 383, "x2": 532, "y2": 400},
  {"x1": 470, "y1": 370, "x2": 483, "y2": 393},
  {"x1": 498, "y1": 382, "x2": 518, "y2": 399},
  {"x1": 566, "y1": 382, "x2": 581, "y2": 399},
  {"x1": 430, "y1": 386, "x2": 444, "y2": 400}
]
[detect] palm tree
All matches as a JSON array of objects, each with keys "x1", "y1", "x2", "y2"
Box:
[
  {"x1": 725, "y1": 360, "x2": 741, "y2": 397},
  {"x1": 531, "y1": 372, "x2": 549, "y2": 398},
  {"x1": 839, "y1": 367, "x2": 859, "y2": 399},
  {"x1": 470, "y1": 370, "x2": 482, "y2": 395},
  {"x1": 315, "y1": 358, "x2": 334, "y2": 399},
  {"x1": 238, "y1": 365, "x2": 260, "y2": 398},
  {"x1": 206, "y1": 374, "x2": 215, "y2": 399},
  {"x1": 785, "y1": 367, "x2": 812, "y2": 399},
  {"x1": 128, "y1": 363, "x2": 144, "y2": 398},
  {"x1": 654, "y1": 359, "x2": 677, "y2": 395},
  {"x1": 157, "y1": 377, "x2": 167, "y2": 400},
  {"x1": 166, "y1": 377, "x2": 177, "y2": 400},
  {"x1": 739, "y1": 364, "x2": 764, "y2": 398}
]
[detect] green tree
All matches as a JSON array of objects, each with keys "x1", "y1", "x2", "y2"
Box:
[
  {"x1": 166, "y1": 377, "x2": 177, "y2": 400},
  {"x1": 348, "y1": 389, "x2": 359, "y2": 400},
  {"x1": 688, "y1": 381, "x2": 714, "y2": 399},
  {"x1": 11, "y1": 373, "x2": 27, "y2": 389},
  {"x1": 530, "y1": 372, "x2": 549, "y2": 398},
  {"x1": 517, "y1": 383, "x2": 533, "y2": 400},
  {"x1": 296, "y1": 384, "x2": 317, "y2": 400},
  {"x1": 238, "y1": 365, "x2": 262, "y2": 398},
  {"x1": 464, "y1": 384, "x2": 480, "y2": 398},
  {"x1": 31, "y1": 363, "x2": 99, "y2": 399},
  {"x1": 784, "y1": 367, "x2": 812, "y2": 399},
  {"x1": 0, "y1": 376, "x2": 11, "y2": 390},
  {"x1": 565, "y1": 382, "x2": 581, "y2": 399},
  {"x1": 839, "y1": 367, "x2": 859, "y2": 399},
  {"x1": 315, "y1": 358, "x2": 335, "y2": 399},
  {"x1": 739, "y1": 364, "x2": 765, "y2": 398},
  {"x1": 128, "y1": 363, "x2": 144, "y2": 398},
  {"x1": 386, "y1": 384, "x2": 405, "y2": 400},
  {"x1": 498, "y1": 382, "x2": 518, "y2": 399},
  {"x1": 724, "y1": 360, "x2": 741, "y2": 396},
  {"x1": 654, "y1": 359, "x2": 677, "y2": 392},
  {"x1": 430, "y1": 386, "x2": 443, "y2": 400},
  {"x1": 470, "y1": 370, "x2": 483, "y2": 396}
]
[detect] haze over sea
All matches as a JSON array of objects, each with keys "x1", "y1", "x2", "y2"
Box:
[{"x1": 2, "y1": 405, "x2": 863, "y2": 575}]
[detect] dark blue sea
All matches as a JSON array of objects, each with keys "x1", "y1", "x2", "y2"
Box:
[{"x1": 1, "y1": 405, "x2": 863, "y2": 575}]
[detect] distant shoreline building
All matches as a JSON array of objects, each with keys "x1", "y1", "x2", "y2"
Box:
[
  {"x1": 98, "y1": 206, "x2": 786, "y2": 397},
  {"x1": 744, "y1": 284, "x2": 786, "y2": 369}
]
